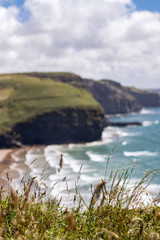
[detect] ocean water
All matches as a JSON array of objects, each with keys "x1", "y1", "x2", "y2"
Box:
[{"x1": 9, "y1": 107, "x2": 160, "y2": 205}]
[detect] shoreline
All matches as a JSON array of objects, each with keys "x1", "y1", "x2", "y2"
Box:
[
  {"x1": 0, "y1": 149, "x2": 14, "y2": 174},
  {"x1": 0, "y1": 149, "x2": 13, "y2": 163},
  {"x1": 0, "y1": 146, "x2": 45, "y2": 189},
  {"x1": 0, "y1": 148, "x2": 15, "y2": 190},
  {"x1": 0, "y1": 147, "x2": 28, "y2": 189}
]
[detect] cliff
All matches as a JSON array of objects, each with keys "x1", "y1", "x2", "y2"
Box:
[
  {"x1": 1, "y1": 72, "x2": 158, "y2": 148},
  {"x1": 26, "y1": 72, "x2": 141, "y2": 114},
  {"x1": 20, "y1": 72, "x2": 160, "y2": 110},
  {"x1": 0, "y1": 108, "x2": 104, "y2": 148},
  {"x1": 84, "y1": 79, "x2": 141, "y2": 114},
  {"x1": 126, "y1": 87, "x2": 160, "y2": 107},
  {"x1": 0, "y1": 74, "x2": 104, "y2": 148}
]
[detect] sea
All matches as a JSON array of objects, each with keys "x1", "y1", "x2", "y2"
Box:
[{"x1": 8, "y1": 107, "x2": 160, "y2": 206}]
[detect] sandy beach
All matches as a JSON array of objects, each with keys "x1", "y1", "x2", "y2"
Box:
[
  {"x1": 0, "y1": 149, "x2": 12, "y2": 161},
  {"x1": 0, "y1": 148, "x2": 28, "y2": 188},
  {"x1": 0, "y1": 146, "x2": 41, "y2": 189},
  {"x1": 0, "y1": 149, "x2": 14, "y2": 189},
  {"x1": 0, "y1": 149, "x2": 13, "y2": 171}
]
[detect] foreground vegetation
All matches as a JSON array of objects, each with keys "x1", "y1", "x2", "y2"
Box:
[
  {"x1": 0, "y1": 73, "x2": 102, "y2": 134},
  {"x1": 0, "y1": 158, "x2": 160, "y2": 240}
]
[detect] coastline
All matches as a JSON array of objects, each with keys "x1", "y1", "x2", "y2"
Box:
[
  {"x1": 0, "y1": 149, "x2": 14, "y2": 189},
  {"x1": 0, "y1": 149, "x2": 12, "y2": 162},
  {"x1": 0, "y1": 146, "x2": 46, "y2": 190},
  {"x1": 0, "y1": 148, "x2": 28, "y2": 189},
  {"x1": 0, "y1": 149, "x2": 13, "y2": 172},
  {"x1": 0, "y1": 106, "x2": 160, "y2": 200}
]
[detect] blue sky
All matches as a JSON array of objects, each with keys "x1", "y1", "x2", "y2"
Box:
[
  {"x1": 0, "y1": 0, "x2": 160, "y2": 88},
  {"x1": 0, "y1": 0, "x2": 25, "y2": 7},
  {"x1": 133, "y1": 0, "x2": 160, "y2": 13},
  {"x1": 0, "y1": 0, "x2": 29, "y2": 22},
  {"x1": 1, "y1": 0, "x2": 160, "y2": 13}
]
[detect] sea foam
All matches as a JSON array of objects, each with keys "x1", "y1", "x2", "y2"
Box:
[
  {"x1": 86, "y1": 151, "x2": 107, "y2": 162},
  {"x1": 140, "y1": 109, "x2": 155, "y2": 114},
  {"x1": 124, "y1": 151, "x2": 158, "y2": 157}
]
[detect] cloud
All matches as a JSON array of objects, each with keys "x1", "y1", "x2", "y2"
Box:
[{"x1": 0, "y1": 0, "x2": 160, "y2": 88}]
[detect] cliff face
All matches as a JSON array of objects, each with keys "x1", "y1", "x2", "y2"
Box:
[
  {"x1": 27, "y1": 73, "x2": 141, "y2": 114},
  {"x1": 2, "y1": 72, "x2": 159, "y2": 148},
  {"x1": 83, "y1": 80, "x2": 141, "y2": 114},
  {"x1": 0, "y1": 108, "x2": 104, "y2": 148},
  {"x1": 126, "y1": 87, "x2": 160, "y2": 107},
  {"x1": 0, "y1": 73, "x2": 105, "y2": 148}
]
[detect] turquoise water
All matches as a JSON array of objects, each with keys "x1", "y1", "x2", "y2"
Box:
[{"x1": 10, "y1": 107, "x2": 160, "y2": 204}]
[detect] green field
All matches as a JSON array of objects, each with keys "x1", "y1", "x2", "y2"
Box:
[{"x1": 0, "y1": 74, "x2": 103, "y2": 134}]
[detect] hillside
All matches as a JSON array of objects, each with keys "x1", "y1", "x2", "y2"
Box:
[
  {"x1": 126, "y1": 87, "x2": 160, "y2": 107},
  {"x1": 28, "y1": 72, "x2": 160, "y2": 112},
  {"x1": 1, "y1": 72, "x2": 159, "y2": 147},
  {"x1": 25, "y1": 72, "x2": 141, "y2": 114},
  {"x1": 90, "y1": 79, "x2": 141, "y2": 114},
  {"x1": 0, "y1": 74, "x2": 104, "y2": 147},
  {"x1": 150, "y1": 89, "x2": 160, "y2": 94}
]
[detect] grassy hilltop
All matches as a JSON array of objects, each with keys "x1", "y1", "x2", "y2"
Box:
[{"x1": 0, "y1": 73, "x2": 103, "y2": 135}]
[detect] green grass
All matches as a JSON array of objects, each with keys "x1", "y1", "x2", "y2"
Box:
[
  {"x1": 0, "y1": 74, "x2": 103, "y2": 134},
  {"x1": 0, "y1": 88, "x2": 14, "y2": 101},
  {"x1": 125, "y1": 86, "x2": 150, "y2": 94},
  {"x1": 24, "y1": 72, "x2": 81, "y2": 79},
  {"x1": 0, "y1": 159, "x2": 160, "y2": 240}
]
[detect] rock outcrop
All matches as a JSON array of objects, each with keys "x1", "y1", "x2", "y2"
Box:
[
  {"x1": 107, "y1": 121, "x2": 142, "y2": 127},
  {"x1": 0, "y1": 108, "x2": 104, "y2": 148},
  {"x1": 83, "y1": 80, "x2": 141, "y2": 114},
  {"x1": 126, "y1": 87, "x2": 160, "y2": 107}
]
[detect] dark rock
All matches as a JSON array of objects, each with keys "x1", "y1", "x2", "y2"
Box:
[
  {"x1": 101, "y1": 118, "x2": 142, "y2": 127},
  {"x1": 0, "y1": 108, "x2": 104, "y2": 148},
  {"x1": 83, "y1": 80, "x2": 141, "y2": 114},
  {"x1": 107, "y1": 121, "x2": 142, "y2": 127},
  {"x1": 126, "y1": 87, "x2": 160, "y2": 107}
]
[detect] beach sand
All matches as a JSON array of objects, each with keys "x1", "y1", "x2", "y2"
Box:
[
  {"x1": 0, "y1": 149, "x2": 14, "y2": 189},
  {"x1": 0, "y1": 146, "x2": 44, "y2": 191},
  {"x1": 0, "y1": 148, "x2": 28, "y2": 189},
  {"x1": 0, "y1": 149, "x2": 12, "y2": 162},
  {"x1": 0, "y1": 149, "x2": 13, "y2": 172}
]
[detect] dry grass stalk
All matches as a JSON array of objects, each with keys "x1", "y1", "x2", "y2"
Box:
[
  {"x1": 58, "y1": 154, "x2": 63, "y2": 172},
  {"x1": 153, "y1": 233, "x2": 160, "y2": 240},
  {"x1": 89, "y1": 179, "x2": 106, "y2": 208},
  {"x1": 153, "y1": 209, "x2": 160, "y2": 221},
  {"x1": 65, "y1": 212, "x2": 77, "y2": 230}
]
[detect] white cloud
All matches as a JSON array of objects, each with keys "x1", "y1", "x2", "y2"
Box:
[{"x1": 0, "y1": 0, "x2": 160, "y2": 88}]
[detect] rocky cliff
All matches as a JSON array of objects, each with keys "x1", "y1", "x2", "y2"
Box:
[
  {"x1": 126, "y1": 87, "x2": 160, "y2": 107},
  {"x1": 0, "y1": 108, "x2": 104, "y2": 148},
  {"x1": 26, "y1": 72, "x2": 141, "y2": 114},
  {"x1": 1, "y1": 72, "x2": 159, "y2": 148},
  {"x1": 84, "y1": 79, "x2": 141, "y2": 114},
  {"x1": 0, "y1": 74, "x2": 104, "y2": 148}
]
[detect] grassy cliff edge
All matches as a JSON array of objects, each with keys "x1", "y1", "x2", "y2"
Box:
[
  {"x1": 0, "y1": 74, "x2": 103, "y2": 135},
  {"x1": 0, "y1": 74, "x2": 105, "y2": 147}
]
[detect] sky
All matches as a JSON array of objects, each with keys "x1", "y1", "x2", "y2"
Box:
[{"x1": 0, "y1": 0, "x2": 160, "y2": 88}]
